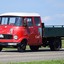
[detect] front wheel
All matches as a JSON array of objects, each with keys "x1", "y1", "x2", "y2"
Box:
[
  {"x1": 30, "y1": 46, "x2": 39, "y2": 51},
  {"x1": 17, "y1": 40, "x2": 27, "y2": 52}
]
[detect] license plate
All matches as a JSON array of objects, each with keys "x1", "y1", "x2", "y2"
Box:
[{"x1": 0, "y1": 34, "x2": 4, "y2": 38}]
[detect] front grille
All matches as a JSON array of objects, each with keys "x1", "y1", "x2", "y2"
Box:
[{"x1": 0, "y1": 34, "x2": 13, "y2": 39}]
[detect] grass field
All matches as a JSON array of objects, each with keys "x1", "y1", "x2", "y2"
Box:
[
  {"x1": 62, "y1": 40, "x2": 64, "y2": 48},
  {"x1": 3, "y1": 60, "x2": 64, "y2": 64}
]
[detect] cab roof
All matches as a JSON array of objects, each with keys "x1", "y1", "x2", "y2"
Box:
[{"x1": 0, "y1": 12, "x2": 40, "y2": 17}]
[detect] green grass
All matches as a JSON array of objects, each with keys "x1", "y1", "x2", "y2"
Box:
[
  {"x1": 2, "y1": 60, "x2": 64, "y2": 64},
  {"x1": 62, "y1": 40, "x2": 64, "y2": 48},
  {"x1": 3, "y1": 46, "x2": 30, "y2": 51}
]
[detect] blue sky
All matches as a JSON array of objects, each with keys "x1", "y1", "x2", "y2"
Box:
[{"x1": 0, "y1": 0, "x2": 64, "y2": 25}]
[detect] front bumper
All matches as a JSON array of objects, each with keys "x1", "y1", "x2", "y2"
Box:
[{"x1": 0, "y1": 42, "x2": 18, "y2": 46}]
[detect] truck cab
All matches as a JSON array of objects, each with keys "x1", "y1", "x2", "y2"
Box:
[{"x1": 0, "y1": 12, "x2": 42, "y2": 51}]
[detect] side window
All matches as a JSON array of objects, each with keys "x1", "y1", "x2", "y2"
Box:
[
  {"x1": 34, "y1": 17, "x2": 40, "y2": 26},
  {"x1": 1, "y1": 17, "x2": 8, "y2": 25},
  {"x1": 27, "y1": 17, "x2": 33, "y2": 27},
  {"x1": 9, "y1": 17, "x2": 16, "y2": 25}
]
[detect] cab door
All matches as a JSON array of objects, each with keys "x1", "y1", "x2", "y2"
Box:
[
  {"x1": 33, "y1": 17, "x2": 42, "y2": 45},
  {"x1": 26, "y1": 17, "x2": 35, "y2": 45}
]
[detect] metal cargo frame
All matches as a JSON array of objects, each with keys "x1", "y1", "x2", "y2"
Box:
[{"x1": 43, "y1": 25, "x2": 64, "y2": 37}]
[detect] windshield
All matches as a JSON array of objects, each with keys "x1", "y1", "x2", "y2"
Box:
[{"x1": 0, "y1": 16, "x2": 23, "y2": 26}]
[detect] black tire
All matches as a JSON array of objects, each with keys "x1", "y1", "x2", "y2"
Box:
[
  {"x1": 49, "y1": 38, "x2": 61, "y2": 51},
  {"x1": 30, "y1": 46, "x2": 39, "y2": 51},
  {"x1": 0, "y1": 46, "x2": 3, "y2": 52},
  {"x1": 17, "y1": 40, "x2": 27, "y2": 52}
]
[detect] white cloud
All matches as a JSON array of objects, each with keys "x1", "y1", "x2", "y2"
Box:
[
  {"x1": 42, "y1": 16, "x2": 52, "y2": 22},
  {"x1": 42, "y1": 13, "x2": 64, "y2": 21},
  {"x1": 42, "y1": 13, "x2": 64, "y2": 23}
]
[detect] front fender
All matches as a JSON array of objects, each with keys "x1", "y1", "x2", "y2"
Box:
[{"x1": 16, "y1": 37, "x2": 28, "y2": 43}]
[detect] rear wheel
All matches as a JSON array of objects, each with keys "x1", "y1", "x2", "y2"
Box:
[
  {"x1": 49, "y1": 38, "x2": 61, "y2": 51},
  {"x1": 30, "y1": 46, "x2": 39, "y2": 51},
  {"x1": 17, "y1": 40, "x2": 27, "y2": 52}
]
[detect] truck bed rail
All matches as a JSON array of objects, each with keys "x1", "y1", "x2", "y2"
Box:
[{"x1": 45, "y1": 25, "x2": 64, "y2": 28}]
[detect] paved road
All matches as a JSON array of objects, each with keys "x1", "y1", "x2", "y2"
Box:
[{"x1": 0, "y1": 48, "x2": 64, "y2": 63}]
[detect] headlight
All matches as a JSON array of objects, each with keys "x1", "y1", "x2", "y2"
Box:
[{"x1": 13, "y1": 35, "x2": 18, "y2": 40}]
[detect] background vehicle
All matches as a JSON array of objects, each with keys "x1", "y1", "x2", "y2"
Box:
[{"x1": 0, "y1": 12, "x2": 63, "y2": 52}]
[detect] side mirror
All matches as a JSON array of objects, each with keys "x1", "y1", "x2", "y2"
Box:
[{"x1": 42, "y1": 23, "x2": 44, "y2": 28}]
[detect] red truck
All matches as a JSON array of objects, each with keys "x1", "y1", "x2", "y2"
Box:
[{"x1": 0, "y1": 12, "x2": 63, "y2": 52}]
